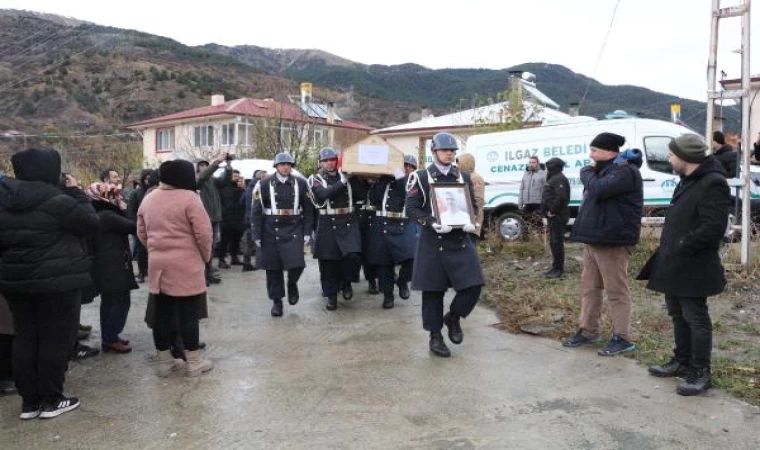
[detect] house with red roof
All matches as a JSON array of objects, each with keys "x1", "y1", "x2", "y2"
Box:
[{"x1": 128, "y1": 86, "x2": 372, "y2": 163}]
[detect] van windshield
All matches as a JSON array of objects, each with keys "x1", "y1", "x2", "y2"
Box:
[{"x1": 643, "y1": 136, "x2": 674, "y2": 174}]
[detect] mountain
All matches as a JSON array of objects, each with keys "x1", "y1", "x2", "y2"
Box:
[{"x1": 204, "y1": 44, "x2": 738, "y2": 133}]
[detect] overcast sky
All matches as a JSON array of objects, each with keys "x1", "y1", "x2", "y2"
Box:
[{"x1": 4, "y1": 0, "x2": 755, "y2": 103}]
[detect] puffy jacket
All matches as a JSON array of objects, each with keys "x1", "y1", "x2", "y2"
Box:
[
  {"x1": 713, "y1": 145, "x2": 738, "y2": 179},
  {"x1": 91, "y1": 201, "x2": 139, "y2": 294},
  {"x1": 457, "y1": 153, "x2": 485, "y2": 228},
  {"x1": 219, "y1": 181, "x2": 246, "y2": 231},
  {"x1": 541, "y1": 171, "x2": 570, "y2": 222},
  {"x1": 0, "y1": 178, "x2": 100, "y2": 294},
  {"x1": 519, "y1": 168, "x2": 545, "y2": 206},
  {"x1": 570, "y1": 159, "x2": 643, "y2": 246}
]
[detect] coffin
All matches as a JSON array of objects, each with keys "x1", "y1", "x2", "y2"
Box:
[{"x1": 340, "y1": 135, "x2": 405, "y2": 176}]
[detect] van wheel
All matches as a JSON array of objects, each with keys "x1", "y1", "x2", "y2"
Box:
[{"x1": 496, "y1": 212, "x2": 525, "y2": 241}]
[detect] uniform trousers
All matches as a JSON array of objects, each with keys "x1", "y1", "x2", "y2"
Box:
[
  {"x1": 421, "y1": 285, "x2": 481, "y2": 332},
  {"x1": 377, "y1": 259, "x2": 413, "y2": 295},
  {"x1": 318, "y1": 253, "x2": 361, "y2": 296},
  {"x1": 266, "y1": 268, "x2": 305, "y2": 301}
]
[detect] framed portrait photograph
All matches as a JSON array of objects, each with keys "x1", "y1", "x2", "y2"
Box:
[{"x1": 431, "y1": 183, "x2": 475, "y2": 227}]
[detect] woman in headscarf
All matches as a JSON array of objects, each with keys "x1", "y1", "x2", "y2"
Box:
[
  {"x1": 137, "y1": 160, "x2": 214, "y2": 377},
  {"x1": 86, "y1": 181, "x2": 138, "y2": 353}
]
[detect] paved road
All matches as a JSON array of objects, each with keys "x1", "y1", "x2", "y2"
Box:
[{"x1": 1, "y1": 262, "x2": 759, "y2": 449}]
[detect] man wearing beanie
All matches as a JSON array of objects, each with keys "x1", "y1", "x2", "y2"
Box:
[
  {"x1": 642, "y1": 134, "x2": 730, "y2": 396},
  {"x1": 711, "y1": 131, "x2": 738, "y2": 178},
  {"x1": 0, "y1": 148, "x2": 100, "y2": 420},
  {"x1": 541, "y1": 157, "x2": 570, "y2": 278},
  {"x1": 564, "y1": 132, "x2": 643, "y2": 356}
]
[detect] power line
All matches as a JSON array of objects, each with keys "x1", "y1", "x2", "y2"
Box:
[
  {"x1": 0, "y1": 132, "x2": 139, "y2": 139},
  {"x1": 578, "y1": 0, "x2": 622, "y2": 111}
]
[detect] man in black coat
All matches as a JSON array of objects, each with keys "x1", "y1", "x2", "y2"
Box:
[
  {"x1": 564, "y1": 132, "x2": 643, "y2": 357},
  {"x1": 643, "y1": 134, "x2": 731, "y2": 396},
  {"x1": 541, "y1": 157, "x2": 570, "y2": 278},
  {"x1": 309, "y1": 147, "x2": 367, "y2": 311},
  {"x1": 711, "y1": 131, "x2": 738, "y2": 179},
  {"x1": 252, "y1": 153, "x2": 314, "y2": 317},
  {"x1": 406, "y1": 132, "x2": 484, "y2": 358},
  {"x1": 0, "y1": 148, "x2": 100, "y2": 420},
  {"x1": 218, "y1": 170, "x2": 246, "y2": 269},
  {"x1": 127, "y1": 169, "x2": 153, "y2": 283}
]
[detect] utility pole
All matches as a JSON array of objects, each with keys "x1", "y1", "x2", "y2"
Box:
[{"x1": 706, "y1": 0, "x2": 752, "y2": 265}]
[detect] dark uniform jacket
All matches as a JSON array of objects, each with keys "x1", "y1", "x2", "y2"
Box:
[
  {"x1": 252, "y1": 174, "x2": 313, "y2": 271},
  {"x1": 570, "y1": 159, "x2": 643, "y2": 246},
  {"x1": 644, "y1": 156, "x2": 730, "y2": 297},
  {"x1": 367, "y1": 176, "x2": 417, "y2": 265},
  {"x1": 309, "y1": 171, "x2": 366, "y2": 260},
  {"x1": 541, "y1": 171, "x2": 571, "y2": 224},
  {"x1": 406, "y1": 164, "x2": 484, "y2": 291}
]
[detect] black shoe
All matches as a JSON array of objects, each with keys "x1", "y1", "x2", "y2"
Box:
[
  {"x1": 271, "y1": 299, "x2": 284, "y2": 317},
  {"x1": 242, "y1": 263, "x2": 256, "y2": 272},
  {"x1": 40, "y1": 396, "x2": 80, "y2": 419},
  {"x1": 20, "y1": 402, "x2": 41, "y2": 420},
  {"x1": 0, "y1": 379, "x2": 17, "y2": 396},
  {"x1": 382, "y1": 293, "x2": 394, "y2": 309},
  {"x1": 429, "y1": 331, "x2": 451, "y2": 358},
  {"x1": 218, "y1": 259, "x2": 231, "y2": 270},
  {"x1": 136, "y1": 274, "x2": 145, "y2": 283},
  {"x1": 562, "y1": 330, "x2": 601, "y2": 348},
  {"x1": 677, "y1": 367, "x2": 712, "y2": 396},
  {"x1": 598, "y1": 335, "x2": 636, "y2": 356},
  {"x1": 326, "y1": 295, "x2": 338, "y2": 311},
  {"x1": 207, "y1": 274, "x2": 222, "y2": 284},
  {"x1": 649, "y1": 358, "x2": 691, "y2": 378},
  {"x1": 443, "y1": 312, "x2": 463, "y2": 345},
  {"x1": 367, "y1": 279, "x2": 379, "y2": 295},
  {"x1": 288, "y1": 283, "x2": 299, "y2": 305},
  {"x1": 230, "y1": 256, "x2": 243, "y2": 266},
  {"x1": 342, "y1": 283, "x2": 353, "y2": 300},
  {"x1": 198, "y1": 342, "x2": 206, "y2": 350},
  {"x1": 71, "y1": 343, "x2": 100, "y2": 361},
  {"x1": 545, "y1": 269, "x2": 562, "y2": 279},
  {"x1": 79, "y1": 324, "x2": 92, "y2": 332},
  {"x1": 397, "y1": 282, "x2": 410, "y2": 300}
]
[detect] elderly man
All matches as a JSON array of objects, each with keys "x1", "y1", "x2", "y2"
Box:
[{"x1": 643, "y1": 134, "x2": 730, "y2": 396}]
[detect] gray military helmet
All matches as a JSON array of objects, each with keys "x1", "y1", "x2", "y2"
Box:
[
  {"x1": 318, "y1": 147, "x2": 338, "y2": 161},
  {"x1": 430, "y1": 132, "x2": 458, "y2": 152},
  {"x1": 403, "y1": 154, "x2": 418, "y2": 168},
  {"x1": 273, "y1": 152, "x2": 295, "y2": 167}
]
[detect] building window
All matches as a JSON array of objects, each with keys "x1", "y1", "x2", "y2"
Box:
[
  {"x1": 237, "y1": 119, "x2": 255, "y2": 147},
  {"x1": 221, "y1": 123, "x2": 236, "y2": 146},
  {"x1": 194, "y1": 125, "x2": 214, "y2": 148},
  {"x1": 643, "y1": 136, "x2": 674, "y2": 174},
  {"x1": 313, "y1": 127, "x2": 325, "y2": 148},
  {"x1": 280, "y1": 123, "x2": 293, "y2": 150},
  {"x1": 156, "y1": 127, "x2": 174, "y2": 153}
]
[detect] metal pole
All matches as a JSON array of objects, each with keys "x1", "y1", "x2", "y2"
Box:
[
  {"x1": 740, "y1": 0, "x2": 752, "y2": 265},
  {"x1": 706, "y1": 0, "x2": 721, "y2": 152}
]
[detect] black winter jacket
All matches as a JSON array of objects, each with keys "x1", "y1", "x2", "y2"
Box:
[
  {"x1": 91, "y1": 202, "x2": 139, "y2": 294},
  {"x1": 541, "y1": 171, "x2": 570, "y2": 223},
  {"x1": 0, "y1": 178, "x2": 100, "y2": 294},
  {"x1": 713, "y1": 145, "x2": 738, "y2": 179},
  {"x1": 219, "y1": 181, "x2": 246, "y2": 230},
  {"x1": 570, "y1": 159, "x2": 643, "y2": 246},
  {"x1": 645, "y1": 156, "x2": 730, "y2": 297}
]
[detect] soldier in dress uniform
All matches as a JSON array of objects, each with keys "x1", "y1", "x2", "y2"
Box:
[
  {"x1": 252, "y1": 153, "x2": 314, "y2": 317},
  {"x1": 367, "y1": 155, "x2": 419, "y2": 309},
  {"x1": 406, "y1": 132, "x2": 484, "y2": 358},
  {"x1": 308, "y1": 147, "x2": 367, "y2": 311},
  {"x1": 358, "y1": 184, "x2": 380, "y2": 296}
]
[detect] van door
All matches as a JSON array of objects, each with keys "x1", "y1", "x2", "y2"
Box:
[{"x1": 640, "y1": 136, "x2": 678, "y2": 212}]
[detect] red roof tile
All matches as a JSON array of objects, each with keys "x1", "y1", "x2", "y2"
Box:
[{"x1": 127, "y1": 98, "x2": 372, "y2": 131}]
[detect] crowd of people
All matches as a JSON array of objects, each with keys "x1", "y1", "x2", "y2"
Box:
[{"x1": 0, "y1": 129, "x2": 732, "y2": 421}]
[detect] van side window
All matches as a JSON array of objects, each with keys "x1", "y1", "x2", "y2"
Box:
[{"x1": 644, "y1": 137, "x2": 674, "y2": 174}]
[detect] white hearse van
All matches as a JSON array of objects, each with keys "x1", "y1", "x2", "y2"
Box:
[{"x1": 462, "y1": 117, "x2": 703, "y2": 240}]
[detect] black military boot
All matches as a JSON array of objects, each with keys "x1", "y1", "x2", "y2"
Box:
[
  {"x1": 326, "y1": 295, "x2": 338, "y2": 311},
  {"x1": 241, "y1": 263, "x2": 256, "y2": 272},
  {"x1": 429, "y1": 331, "x2": 451, "y2": 358},
  {"x1": 677, "y1": 367, "x2": 712, "y2": 396},
  {"x1": 367, "y1": 279, "x2": 379, "y2": 295},
  {"x1": 342, "y1": 283, "x2": 353, "y2": 300},
  {"x1": 271, "y1": 299, "x2": 283, "y2": 317},
  {"x1": 382, "y1": 293, "x2": 394, "y2": 309},
  {"x1": 648, "y1": 358, "x2": 690, "y2": 378},
  {"x1": 443, "y1": 312, "x2": 463, "y2": 345},
  {"x1": 287, "y1": 283, "x2": 299, "y2": 305},
  {"x1": 230, "y1": 255, "x2": 243, "y2": 266},
  {"x1": 397, "y1": 282, "x2": 410, "y2": 300},
  {"x1": 218, "y1": 258, "x2": 231, "y2": 270}
]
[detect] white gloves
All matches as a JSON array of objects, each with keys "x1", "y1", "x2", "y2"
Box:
[
  {"x1": 255, "y1": 240, "x2": 261, "y2": 247},
  {"x1": 463, "y1": 223, "x2": 477, "y2": 234},
  {"x1": 432, "y1": 223, "x2": 453, "y2": 234},
  {"x1": 393, "y1": 167, "x2": 405, "y2": 180},
  {"x1": 304, "y1": 235, "x2": 311, "y2": 245}
]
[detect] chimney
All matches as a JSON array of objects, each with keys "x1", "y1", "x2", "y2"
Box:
[
  {"x1": 300, "y1": 82, "x2": 313, "y2": 104},
  {"x1": 211, "y1": 94, "x2": 225, "y2": 106},
  {"x1": 507, "y1": 70, "x2": 523, "y2": 94},
  {"x1": 568, "y1": 102, "x2": 580, "y2": 117},
  {"x1": 420, "y1": 106, "x2": 431, "y2": 119},
  {"x1": 326, "y1": 101, "x2": 335, "y2": 124}
]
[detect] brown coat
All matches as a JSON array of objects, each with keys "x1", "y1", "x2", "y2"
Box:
[
  {"x1": 137, "y1": 185, "x2": 213, "y2": 297},
  {"x1": 457, "y1": 153, "x2": 485, "y2": 229},
  {"x1": 0, "y1": 293, "x2": 13, "y2": 335}
]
